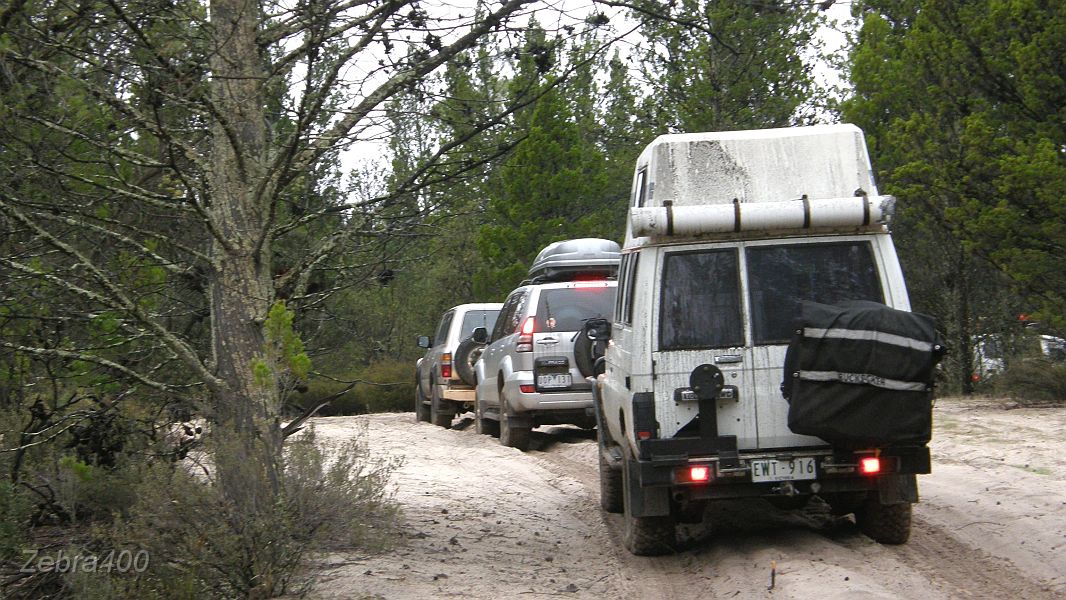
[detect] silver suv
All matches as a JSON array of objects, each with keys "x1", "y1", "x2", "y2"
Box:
[
  {"x1": 416, "y1": 303, "x2": 501, "y2": 427},
  {"x1": 473, "y1": 239, "x2": 619, "y2": 450}
]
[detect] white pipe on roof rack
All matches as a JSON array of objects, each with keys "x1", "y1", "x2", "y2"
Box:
[{"x1": 629, "y1": 195, "x2": 894, "y2": 239}]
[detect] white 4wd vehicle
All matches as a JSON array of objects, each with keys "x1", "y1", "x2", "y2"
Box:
[
  {"x1": 416, "y1": 303, "x2": 502, "y2": 427},
  {"x1": 595, "y1": 125, "x2": 944, "y2": 555},
  {"x1": 473, "y1": 239, "x2": 619, "y2": 450}
]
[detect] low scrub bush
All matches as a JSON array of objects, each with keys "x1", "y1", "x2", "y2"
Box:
[
  {"x1": 64, "y1": 424, "x2": 400, "y2": 599},
  {"x1": 296, "y1": 359, "x2": 414, "y2": 416},
  {"x1": 994, "y1": 358, "x2": 1066, "y2": 406}
]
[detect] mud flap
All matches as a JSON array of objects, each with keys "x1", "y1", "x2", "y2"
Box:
[
  {"x1": 505, "y1": 412, "x2": 533, "y2": 429},
  {"x1": 624, "y1": 458, "x2": 670, "y2": 517},
  {"x1": 877, "y1": 474, "x2": 918, "y2": 504}
]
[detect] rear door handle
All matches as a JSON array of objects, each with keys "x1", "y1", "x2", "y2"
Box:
[
  {"x1": 537, "y1": 337, "x2": 558, "y2": 345},
  {"x1": 714, "y1": 354, "x2": 743, "y2": 364}
]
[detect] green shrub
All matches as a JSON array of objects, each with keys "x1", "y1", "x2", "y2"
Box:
[
  {"x1": 357, "y1": 360, "x2": 414, "y2": 414},
  {"x1": 994, "y1": 358, "x2": 1066, "y2": 406},
  {"x1": 0, "y1": 479, "x2": 30, "y2": 561},
  {"x1": 295, "y1": 359, "x2": 414, "y2": 416}
]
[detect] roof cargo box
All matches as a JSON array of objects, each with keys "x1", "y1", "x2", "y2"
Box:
[{"x1": 527, "y1": 238, "x2": 620, "y2": 283}]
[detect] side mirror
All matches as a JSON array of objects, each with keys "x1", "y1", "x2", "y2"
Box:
[
  {"x1": 417, "y1": 335, "x2": 431, "y2": 348},
  {"x1": 471, "y1": 327, "x2": 488, "y2": 344}
]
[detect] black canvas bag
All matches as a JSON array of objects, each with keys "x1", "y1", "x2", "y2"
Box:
[{"x1": 782, "y1": 300, "x2": 945, "y2": 447}]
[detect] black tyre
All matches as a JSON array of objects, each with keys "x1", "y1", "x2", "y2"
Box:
[
  {"x1": 475, "y1": 390, "x2": 499, "y2": 437},
  {"x1": 454, "y1": 336, "x2": 484, "y2": 386},
  {"x1": 599, "y1": 446, "x2": 623, "y2": 514},
  {"x1": 574, "y1": 319, "x2": 610, "y2": 378},
  {"x1": 430, "y1": 384, "x2": 453, "y2": 428},
  {"x1": 855, "y1": 497, "x2": 912, "y2": 544},
  {"x1": 499, "y1": 394, "x2": 530, "y2": 451},
  {"x1": 621, "y1": 457, "x2": 675, "y2": 556},
  {"x1": 415, "y1": 381, "x2": 430, "y2": 422}
]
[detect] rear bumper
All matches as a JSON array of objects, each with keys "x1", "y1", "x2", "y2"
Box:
[
  {"x1": 629, "y1": 443, "x2": 928, "y2": 496},
  {"x1": 442, "y1": 386, "x2": 475, "y2": 403},
  {"x1": 503, "y1": 370, "x2": 593, "y2": 413}
]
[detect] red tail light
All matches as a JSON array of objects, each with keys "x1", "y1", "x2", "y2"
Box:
[
  {"x1": 516, "y1": 316, "x2": 535, "y2": 352},
  {"x1": 520, "y1": 384, "x2": 535, "y2": 394},
  {"x1": 860, "y1": 457, "x2": 881, "y2": 475},
  {"x1": 441, "y1": 353, "x2": 452, "y2": 379},
  {"x1": 674, "y1": 464, "x2": 713, "y2": 484},
  {"x1": 521, "y1": 316, "x2": 536, "y2": 335}
]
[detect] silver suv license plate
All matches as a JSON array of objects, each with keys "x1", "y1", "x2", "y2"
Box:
[
  {"x1": 750, "y1": 457, "x2": 817, "y2": 483},
  {"x1": 536, "y1": 373, "x2": 572, "y2": 389}
]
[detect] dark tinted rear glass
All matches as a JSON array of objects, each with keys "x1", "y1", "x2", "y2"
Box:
[
  {"x1": 660, "y1": 249, "x2": 743, "y2": 350},
  {"x1": 747, "y1": 241, "x2": 884, "y2": 345},
  {"x1": 459, "y1": 310, "x2": 499, "y2": 339},
  {"x1": 535, "y1": 286, "x2": 616, "y2": 332}
]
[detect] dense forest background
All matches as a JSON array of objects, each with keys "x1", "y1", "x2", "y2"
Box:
[{"x1": 0, "y1": 0, "x2": 1063, "y2": 597}]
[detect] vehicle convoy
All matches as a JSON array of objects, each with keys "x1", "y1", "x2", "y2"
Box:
[
  {"x1": 416, "y1": 303, "x2": 502, "y2": 427},
  {"x1": 473, "y1": 239, "x2": 619, "y2": 451},
  {"x1": 593, "y1": 125, "x2": 945, "y2": 555}
]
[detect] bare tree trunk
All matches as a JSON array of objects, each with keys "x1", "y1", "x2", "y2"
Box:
[{"x1": 207, "y1": 0, "x2": 282, "y2": 503}]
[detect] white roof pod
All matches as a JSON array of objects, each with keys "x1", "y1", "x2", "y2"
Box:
[
  {"x1": 527, "y1": 238, "x2": 621, "y2": 282},
  {"x1": 625, "y1": 124, "x2": 894, "y2": 247}
]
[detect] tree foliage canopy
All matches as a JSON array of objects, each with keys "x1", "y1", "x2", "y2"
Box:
[{"x1": 845, "y1": 0, "x2": 1066, "y2": 333}]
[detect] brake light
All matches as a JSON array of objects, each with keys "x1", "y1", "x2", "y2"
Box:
[
  {"x1": 689, "y1": 466, "x2": 711, "y2": 482},
  {"x1": 441, "y1": 353, "x2": 452, "y2": 379},
  {"x1": 520, "y1": 384, "x2": 535, "y2": 394},
  {"x1": 521, "y1": 316, "x2": 535, "y2": 335},
  {"x1": 860, "y1": 457, "x2": 881, "y2": 475},
  {"x1": 516, "y1": 316, "x2": 535, "y2": 352},
  {"x1": 674, "y1": 464, "x2": 713, "y2": 484}
]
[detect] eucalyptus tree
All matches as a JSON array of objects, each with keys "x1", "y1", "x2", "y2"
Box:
[{"x1": 0, "y1": 0, "x2": 584, "y2": 513}]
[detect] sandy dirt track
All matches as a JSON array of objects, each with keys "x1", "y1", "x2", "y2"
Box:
[{"x1": 304, "y1": 397, "x2": 1066, "y2": 599}]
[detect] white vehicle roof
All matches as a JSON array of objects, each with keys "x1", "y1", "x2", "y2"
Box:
[
  {"x1": 625, "y1": 124, "x2": 891, "y2": 248},
  {"x1": 449, "y1": 302, "x2": 504, "y2": 312}
]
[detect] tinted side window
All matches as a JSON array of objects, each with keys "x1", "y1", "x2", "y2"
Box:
[
  {"x1": 623, "y1": 253, "x2": 640, "y2": 325},
  {"x1": 491, "y1": 291, "x2": 527, "y2": 342},
  {"x1": 747, "y1": 242, "x2": 884, "y2": 345},
  {"x1": 459, "y1": 310, "x2": 499, "y2": 339},
  {"x1": 660, "y1": 250, "x2": 743, "y2": 350},
  {"x1": 435, "y1": 311, "x2": 454, "y2": 344},
  {"x1": 614, "y1": 254, "x2": 630, "y2": 324},
  {"x1": 632, "y1": 168, "x2": 647, "y2": 208}
]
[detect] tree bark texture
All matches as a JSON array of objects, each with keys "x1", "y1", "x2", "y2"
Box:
[{"x1": 208, "y1": 0, "x2": 282, "y2": 501}]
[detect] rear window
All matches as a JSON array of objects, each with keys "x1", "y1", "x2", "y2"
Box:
[
  {"x1": 535, "y1": 286, "x2": 616, "y2": 332},
  {"x1": 660, "y1": 249, "x2": 743, "y2": 350},
  {"x1": 459, "y1": 310, "x2": 499, "y2": 339},
  {"x1": 747, "y1": 241, "x2": 884, "y2": 345}
]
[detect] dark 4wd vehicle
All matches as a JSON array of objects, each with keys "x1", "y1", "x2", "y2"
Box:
[{"x1": 416, "y1": 303, "x2": 501, "y2": 427}]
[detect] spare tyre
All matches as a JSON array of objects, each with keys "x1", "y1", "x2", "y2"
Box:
[
  {"x1": 575, "y1": 318, "x2": 611, "y2": 378},
  {"x1": 454, "y1": 335, "x2": 484, "y2": 386}
]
